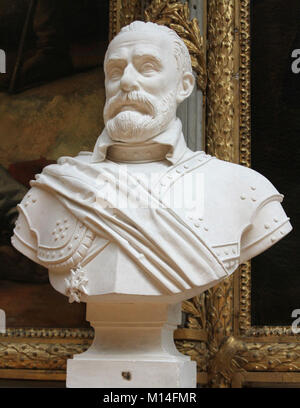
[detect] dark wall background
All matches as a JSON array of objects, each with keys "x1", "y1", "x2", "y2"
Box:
[
  {"x1": 0, "y1": 0, "x2": 109, "y2": 328},
  {"x1": 251, "y1": 0, "x2": 300, "y2": 326}
]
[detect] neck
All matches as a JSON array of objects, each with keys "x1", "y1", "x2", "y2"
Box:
[
  {"x1": 107, "y1": 142, "x2": 170, "y2": 163},
  {"x1": 106, "y1": 119, "x2": 177, "y2": 163}
]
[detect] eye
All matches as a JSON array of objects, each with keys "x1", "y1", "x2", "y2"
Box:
[
  {"x1": 139, "y1": 62, "x2": 158, "y2": 75},
  {"x1": 109, "y1": 67, "x2": 123, "y2": 80}
]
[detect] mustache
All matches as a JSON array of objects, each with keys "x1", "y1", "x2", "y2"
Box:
[{"x1": 104, "y1": 91, "x2": 156, "y2": 120}]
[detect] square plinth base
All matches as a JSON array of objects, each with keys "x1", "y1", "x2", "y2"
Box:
[{"x1": 67, "y1": 359, "x2": 197, "y2": 388}]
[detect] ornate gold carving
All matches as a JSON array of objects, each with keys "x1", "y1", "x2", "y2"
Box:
[
  {"x1": 109, "y1": 0, "x2": 119, "y2": 40},
  {"x1": 175, "y1": 339, "x2": 209, "y2": 373},
  {"x1": 179, "y1": 295, "x2": 209, "y2": 377},
  {"x1": 206, "y1": 0, "x2": 236, "y2": 162},
  {"x1": 209, "y1": 337, "x2": 300, "y2": 387},
  {"x1": 239, "y1": 0, "x2": 251, "y2": 168},
  {"x1": 109, "y1": 0, "x2": 141, "y2": 40},
  {"x1": 206, "y1": 276, "x2": 234, "y2": 357},
  {"x1": 0, "y1": 342, "x2": 90, "y2": 370},
  {"x1": 144, "y1": 0, "x2": 206, "y2": 92},
  {"x1": 1, "y1": 328, "x2": 94, "y2": 339},
  {"x1": 120, "y1": 0, "x2": 141, "y2": 28},
  {"x1": 183, "y1": 294, "x2": 206, "y2": 331},
  {"x1": 209, "y1": 337, "x2": 246, "y2": 387},
  {"x1": 239, "y1": 261, "x2": 251, "y2": 332}
]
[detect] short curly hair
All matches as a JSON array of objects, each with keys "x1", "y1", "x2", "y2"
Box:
[{"x1": 105, "y1": 20, "x2": 193, "y2": 76}]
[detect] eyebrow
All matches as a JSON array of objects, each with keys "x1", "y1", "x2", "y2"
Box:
[
  {"x1": 133, "y1": 52, "x2": 163, "y2": 66},
  {"x1": 106, "y1": 57, "x2": 126, "y2": 66},
  {"x1": 106, "y1": 52, "x2": 163, "y2": 66}
]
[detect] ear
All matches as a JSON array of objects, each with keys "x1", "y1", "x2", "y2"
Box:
[{"x1": 176, "y1": 72, "x2": 195, "y2": 105}]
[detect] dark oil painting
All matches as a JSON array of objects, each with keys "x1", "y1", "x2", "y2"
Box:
[
  {"x1": 0, "y1": 0, "x2": 109, "y2": 328},
  {"x1": 251, "y1": 0, "x2": 300, "y2": 326}
]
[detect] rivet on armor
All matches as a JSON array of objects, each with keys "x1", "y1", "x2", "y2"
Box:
[
  {"x1": 68, "y1": 244, "x2": 73, "y2": 250},
  {"x1": 240, "y1": 195, "x2": 246, "y2": 200},
  {"x1": 56, "y1": 220, "x2": 61, "y2": 225},
  {"x1": 250, "y1": 186, "x2": 256, "y2": 190},
  {"x1": 61, "y1": 234, "x2": 65, "y2": 239},
  {"x1": 232, "y1": 249, "x2": 236, "y2": 254},
  {"x1": 251, "y1": 197, "x2": 257, "y2": 202},
  {"x1": 184, "y1": 164, "x2": 189, "y2": 169},
  {"x1": 271, "y1": 237, "x2": 276, "y2": 243},
  {"x1": 264, "y1": 224, "x2": 270, "y2": 229},
  {"x1": 224, "y1": 251, "x2": 229, "y2": 255},
  {"x1": 176, "y1": 169, "x2": 182, "y2": 174},
  {"x1": 32, "y1": 198, "x2": 36, "y2": 203},
  {"x1": 273, "y1": 218, "x2": 278, "y2": 223},
  {"x1": 194, "y1": 223, "x2": 200, "y2": 228},
  {"x1": 167, "y1": 174, "x2": 173, "y2": 179},
  {"x1": 74, "y1": 235, "x2": 79, "y2": 240},
  {"x1": 59, "y1": 227, "x2": 63, "y2": 232},
  {"x1": 280, "y1": 230, "x2": 284, "y2": 235},
  {"x1": 64, "y1": 219, "x2": 68, "y2": 223},
  {"x1": 204, "y1": 227, "x2": 209, "y2": 231},
  {"x1": 198, "y1": 217, "x2": 203, "y2": 221}
]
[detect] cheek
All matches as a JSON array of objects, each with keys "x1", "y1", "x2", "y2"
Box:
[
  {"x1": 105, "y1": 81, "x2": 120, "y2": 98},
  {"x1": 141, "y1": 71, "x2": 179, "y2": 96},
  {"x1": 141, "y1": 78, "x2": 173, "y2": 97}
]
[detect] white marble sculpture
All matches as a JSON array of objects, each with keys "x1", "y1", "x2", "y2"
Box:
[{"x1": 11, "y1": 21, "x2": 292, "y2": 388}]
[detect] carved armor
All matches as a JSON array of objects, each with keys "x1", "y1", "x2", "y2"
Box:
[{"x1": 11, "y1": 146, "x2": 291, "y2": 302}]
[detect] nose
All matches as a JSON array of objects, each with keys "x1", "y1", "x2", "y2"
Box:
[{"x1": 120, "y1": 64, "x2": 139, "y2": 92}]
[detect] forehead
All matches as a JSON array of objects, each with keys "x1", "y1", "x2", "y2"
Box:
[{"x1": 106, "y1": 30, "x2": 174, "y2": 61}]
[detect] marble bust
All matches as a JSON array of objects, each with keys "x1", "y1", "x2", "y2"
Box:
[{"x1": 11, "y1": 21, "x2": 292, "y2": 388}]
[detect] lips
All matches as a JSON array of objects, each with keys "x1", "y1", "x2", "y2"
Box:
[
  {"x1": 119, "y1": 105, "x2": 139, "y2": 113},
  {"x1": 112, "y1": 101, "x2": 151, "y2": 118}
]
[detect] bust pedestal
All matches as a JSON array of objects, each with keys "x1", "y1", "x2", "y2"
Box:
[{"x1": 67, "y1": 302, "x2": 196, "y2": 388}]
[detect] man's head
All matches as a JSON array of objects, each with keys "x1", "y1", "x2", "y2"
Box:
[{"x1": 103, "y1": 21, "x2": 195, "y2": 143}]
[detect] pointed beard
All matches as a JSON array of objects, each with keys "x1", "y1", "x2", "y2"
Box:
[{"x1": 104, "y1": 90, "x2": 177, "y2": 143}]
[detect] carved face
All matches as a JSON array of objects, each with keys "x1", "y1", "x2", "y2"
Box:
[{"x1": 103, "y1": 30, "x2": 183, "y2": 143}]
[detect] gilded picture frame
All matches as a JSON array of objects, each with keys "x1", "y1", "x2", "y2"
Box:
[
  {"x1": 1, "y1": 0, "x2": 299, "y2": 388},
  {"x1": 204, "y1": 0, "x2": 300, "y2": 388}
]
